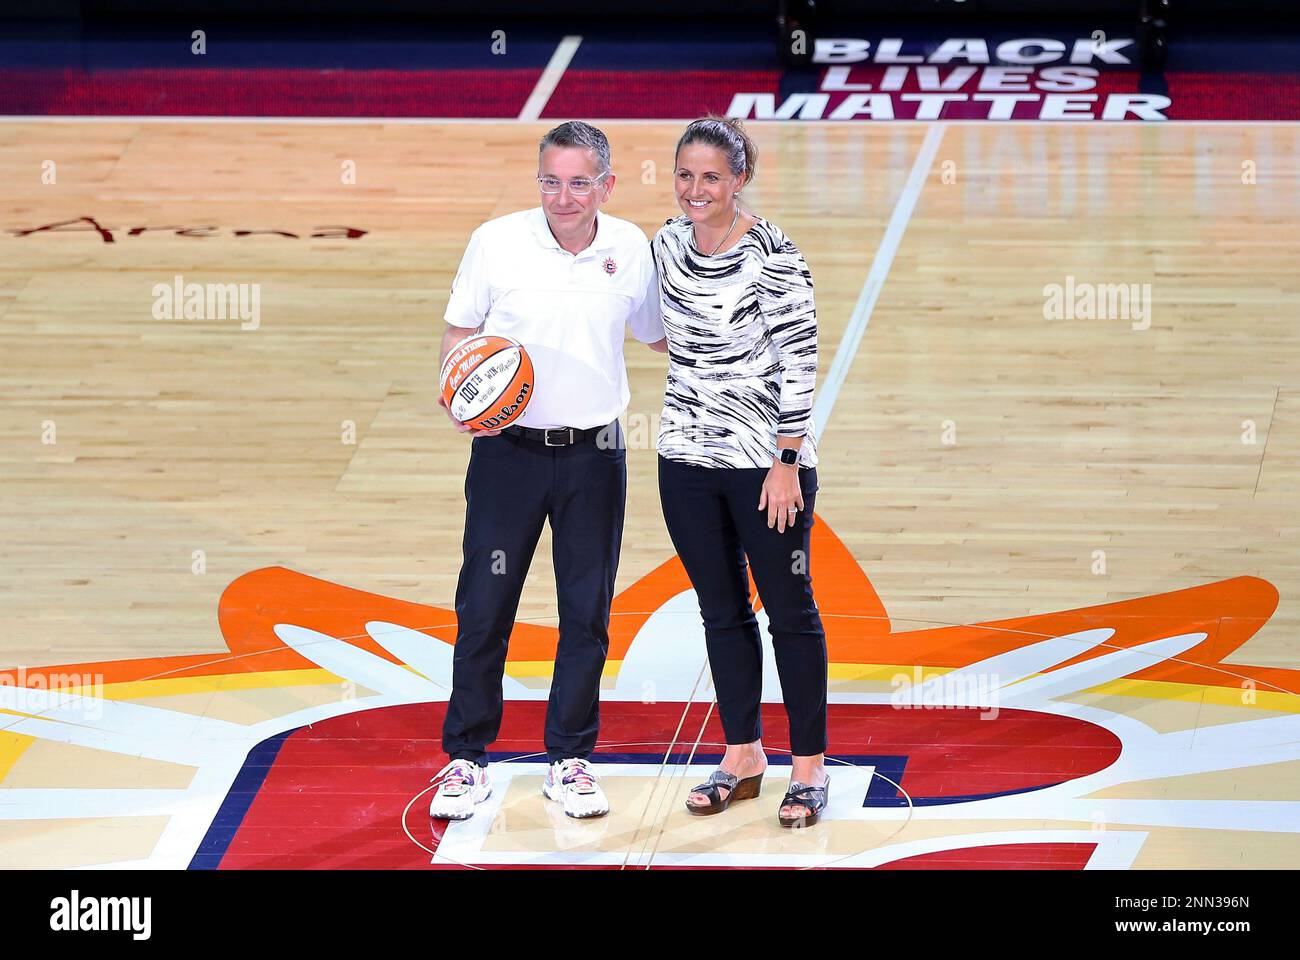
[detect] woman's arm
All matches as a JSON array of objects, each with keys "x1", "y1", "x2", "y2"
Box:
[
  {"x1": 755, "y1": 239, "x2": 817, "y2": 532},
  {"x1": 756, "y1": 238, "x2": 818, "y2": 443},
  {"x1": 637, "y1": 232, "x2": 670, "y2": 354}
]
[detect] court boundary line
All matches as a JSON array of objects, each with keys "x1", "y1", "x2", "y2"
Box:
[
  {"x1": 517, "y1": 35, "x2": 582, "y2": 122},
  {"x1": 811, "y1": 122, "x2": 944, "y2": 436},
  {"x1": 1254, "y1": 386, "x2": 1280, "y2": 498}
]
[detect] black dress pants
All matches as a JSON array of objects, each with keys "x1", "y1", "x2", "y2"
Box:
[
  {"x1": 657, "y1": 455, "x2": 828, "y2": 756},
  {"x1": 442, "y1": 427, "x2": 626, "y2": 766}
]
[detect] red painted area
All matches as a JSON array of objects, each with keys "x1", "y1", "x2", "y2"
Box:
[
  {"x1": 0, "y1": 64, "x2": 1298, "y2": 120},
  {"x1": 543, "y1": 70, "x2": 783, "y2": 119},
  {"x1": 874, "y1": 843, "x2": 1097, "y2": 869},
  {"x1": 215, "y1": 699, "x2": 1120, "y2": 869},
  {"x1": 1165, "y1": 72, "x2": 1300, "y2": 120},
  {"x1": 0, "y1": 68, "x2": 538, "y2": 117}
]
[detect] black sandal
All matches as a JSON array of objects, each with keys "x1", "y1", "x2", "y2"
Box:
[
  {"x1": 778, "y1": 777, "x2": 830, "y2": 828},
  {"x1": 685, "y1": 768, "x2": 764, "y2": 816}
]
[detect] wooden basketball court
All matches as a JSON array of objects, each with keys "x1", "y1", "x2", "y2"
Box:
[{"x1": 2, "y1": 119, "x2": 1297, "y2": 869}]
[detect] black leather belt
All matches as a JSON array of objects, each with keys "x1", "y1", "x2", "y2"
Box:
[{"x1": 503, "y1": 424, "x2": 609, "y2": 447}]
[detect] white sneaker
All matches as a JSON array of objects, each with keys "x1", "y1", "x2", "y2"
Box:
[
  {"x1": 428, "y1": 759, "x2": 491, "y2": 820},
  {"x1": 543, "y1": 758, "x2": 610, "y2": 819}
]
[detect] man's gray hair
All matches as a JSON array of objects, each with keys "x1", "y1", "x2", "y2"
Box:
[{"x1": 538, "y1": 121, "x2": 612, "y2": 178}]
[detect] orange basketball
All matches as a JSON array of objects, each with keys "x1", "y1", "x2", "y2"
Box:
[{"x1": 439, "y1": 334, "x2": 535, "y2": 431}]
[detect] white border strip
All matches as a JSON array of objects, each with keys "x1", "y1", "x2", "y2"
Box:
[
  {"x1": 811, "y1": 122, "x2": 945, "y2": 437},
  {"x1": 517, "y1": 35, "x2": 582, "y2": 122}
]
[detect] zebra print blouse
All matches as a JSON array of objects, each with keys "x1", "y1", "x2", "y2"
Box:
[{"x1": 651, "y1": 214, "x2": 819, "y2": 469}]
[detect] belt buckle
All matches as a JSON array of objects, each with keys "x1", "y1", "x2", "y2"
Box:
[{"x1": 543, "y1": 428, "x2": 573, "y2": 447}]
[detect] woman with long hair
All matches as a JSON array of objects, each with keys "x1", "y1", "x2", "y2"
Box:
[{"x1": 652, "y1": 116, "x2": 830, "y2": 827}]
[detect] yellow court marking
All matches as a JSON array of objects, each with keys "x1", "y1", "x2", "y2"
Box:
[{"x1": 0, "y1": 732, "x2": 36, "y2": 781}]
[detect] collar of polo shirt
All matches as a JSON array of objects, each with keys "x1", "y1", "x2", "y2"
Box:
[{"x1": 529, "y1": 207, "x2": 618, "y2": 258}]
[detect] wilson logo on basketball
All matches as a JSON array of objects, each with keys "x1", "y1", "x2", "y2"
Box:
[
  {"x1": 476, "y1": 381, "x2": 532, "y2": 429},
  {"x1": 439, "y1": 334, "x2": 535, "y2": 431}
]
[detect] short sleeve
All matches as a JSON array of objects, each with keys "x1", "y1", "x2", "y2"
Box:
[
  {"x1": 627, "y1": 237, "x2": 665, "y2": 344},
  {"x1": 444, "y1": 227, "x2": 492, "y2": 329}
]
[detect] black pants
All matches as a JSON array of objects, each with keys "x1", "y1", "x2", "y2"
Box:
[
  {"x1": 442, "y1": 427, "x2": 626, "y2": 766},
  {"x1": 658, "y1": 455, "x2": 828, "y2": 757}
]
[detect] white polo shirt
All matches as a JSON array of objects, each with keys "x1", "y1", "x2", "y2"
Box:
[{"x1": 444, "y1": 207, "x2": 664, "y2": 430}]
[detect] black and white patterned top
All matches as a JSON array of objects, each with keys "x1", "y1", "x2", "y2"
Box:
[{"x1": 652, "y1": 214, "x2": 819, "y2": 469}]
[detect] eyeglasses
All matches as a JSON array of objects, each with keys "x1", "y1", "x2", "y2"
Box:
[{"x1": 537, "y1": 173, "x2": 608, "y2": 196}]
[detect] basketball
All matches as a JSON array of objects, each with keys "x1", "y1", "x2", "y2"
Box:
[{"x1": 439, "y1": 334, "x2": 535, "y2": 431}]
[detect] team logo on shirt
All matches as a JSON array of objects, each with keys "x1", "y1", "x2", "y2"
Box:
[{"x1": 602, "y1": 257, "x2": 617, "y2": 275}]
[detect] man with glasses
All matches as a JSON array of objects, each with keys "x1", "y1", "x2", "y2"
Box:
[{"x1": 429, "y1": 121, "x2": 667, "y2": 822}]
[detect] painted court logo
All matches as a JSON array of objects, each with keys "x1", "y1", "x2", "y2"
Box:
[
  {"x1": 726, "y1": 36, "x2": 1172, "y2": 121},
  {"x1": 49, "y1": 891, "x2": 151, "y2": 940},
  {"x1": 0, "y1": 668, "x2": 104, "y2": 720},
  {"x1": 0, "y1": 515, "x2": 1295, "y2": 869},
  {"x1": 10, "y1": 216, "x2": 367, "y2": 244}
]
